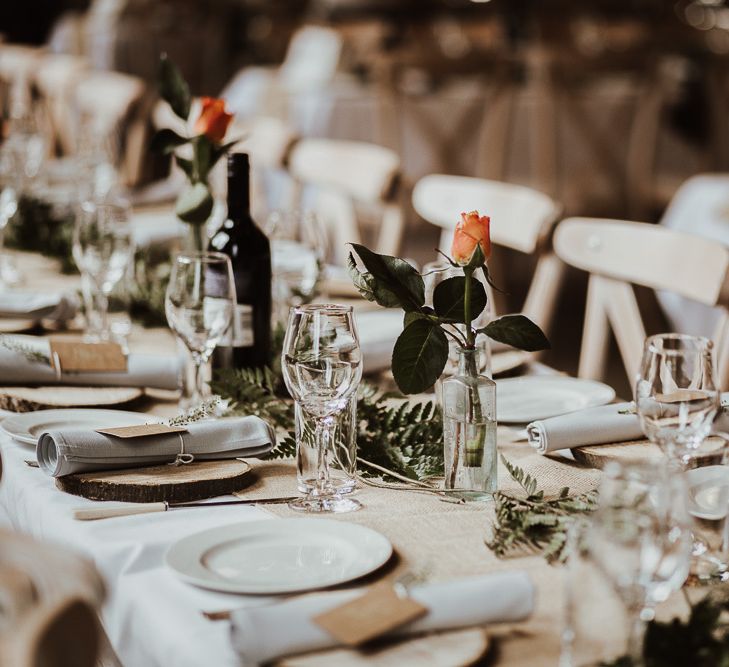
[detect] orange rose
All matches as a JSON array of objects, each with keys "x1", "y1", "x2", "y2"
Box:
[
  {"x1": 451, "y1": 210, "x2": 491, "y2": 265},
  {"x1": 194, "y1": 97, "x2": 233, "y2": 143}
]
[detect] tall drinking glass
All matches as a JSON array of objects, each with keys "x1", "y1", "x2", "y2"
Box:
[
  {"x1": 636, "y1": 333, "x2": 720, "y2": 466},
  {"x1": 281, "y1": 304, "x2": 363, "y2": 513},
  {"x1": 573, "y1": 462, "x2": 692, "y2": 665},
  {"x1": 73, "y1": 201, "x2": 134, "y2": 341},
  {"x1": 165, "y1": 252, "x2": 235, "y2": 409}
]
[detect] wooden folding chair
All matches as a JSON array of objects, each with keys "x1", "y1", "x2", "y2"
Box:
[
  {"x1": 554, "y1": 217, "x2": 729, "y2": 386},
  {"x1": 412, "y1": 174, "x2": 563, "y2": 334},
  {"x1": 287, "y1": 138, "x2": 402, "y2": 263}
]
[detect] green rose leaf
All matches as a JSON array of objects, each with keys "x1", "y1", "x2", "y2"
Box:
[
  {"x1": 433, "y1": 276, "x2": 487, "y2": 324},
  {"x1": 346, "y1": 253, "x2": 400, "y2": 307},
  {"x1": 211, "y1": 137, "x2": 245, "y2": 167},
  {"x1": 175, "y1": 182, "x2": 213, "y2": 224},
  {"x1": 150, "y1": 128, "x2": 189, "y2": 154},
  {"x1": 392, "y1": 320, "x2": 449, "y2": 394},
  {"x1": 349, "y1": 244, "x2": 424, "y2": 311},
  {"x1": 192, "y1": 135, "x2": 214, "y2": 183},
  {"x1": 174, "y1": 155, "x2": 194, "y2": 180},
  {"x1": 479, "y1": 314, "x2": 551, "y2": 352},
  {"x1": 159, "y1": 54, "x2": 191, "y2": 120},
  {"x1": 403, "y1": 307, "x2": 434, "y2": 329}
]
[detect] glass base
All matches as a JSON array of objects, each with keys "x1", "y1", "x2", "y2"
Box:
[
  {"x1": 451, "y1": 491, "x2": 494, "y2": 502},
  {"x1": 288, "y1": 494, "x2": 362, "y2": 513}
]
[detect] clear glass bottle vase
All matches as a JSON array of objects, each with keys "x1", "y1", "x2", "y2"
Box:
[{"x1": 441, "y1": 346, "x2": 497, "y2": 500}]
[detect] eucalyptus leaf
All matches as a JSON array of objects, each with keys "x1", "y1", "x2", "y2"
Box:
[
  {"x1": 158, "y1": 54, "x2": 191, "y2": 120},
  {"x1": 150, "y1": 128, "x2": 189, "y2": 154},
  {"x1": 175, "y1": 182, "x2": 213, "y2": 224},
  {"x1": 349, "y1": 244, "x2": 424, "y2": 311},
  {"x1": 479, "y1": 314, "x2": 550, "y2": 352},
  {"x1": 433, "y1": 276, "x2": 487, "y2": 324},
  {"x1": 391, "y1": 320, "x2": 449, "y2": 394}
]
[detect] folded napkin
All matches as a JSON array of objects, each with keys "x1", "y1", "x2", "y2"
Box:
[
  {"x1": 0, "y1": 291, "x2": 78, "y2": 322},
  {"x1": 37, "y1": 416, "x2": 275, "y2": 477},
  {"x1": 355, "y1": 309, "x2": 403, "y2": 374},
  {"x1": 527, "y1": 402, "x2": 641, "y2": 454},
  {"x1": 0, "y1": 345, "x2": 181, "y2": 390},
  {"x1": 230, "y1": 572, "x2": 534, "y2": 665}
]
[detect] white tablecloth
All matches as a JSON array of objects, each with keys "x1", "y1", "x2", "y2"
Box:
[{"x1": 0, "y1": 432, "x2": 276, "y2": 667}]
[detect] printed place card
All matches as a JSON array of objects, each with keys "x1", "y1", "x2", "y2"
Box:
[
  {"x1": 313, "y1": 583, "x2": 428, "y2": 646},
  {"x1": 49, "y1": 339, "x2": 127, "y2": 373},
  {"x1": 96, "y1": 424, "x2": 188, "y2": 438}
]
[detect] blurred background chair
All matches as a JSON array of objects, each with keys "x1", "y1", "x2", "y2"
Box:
[
  {"x1": 554, "y1": 217, "x2": 729, "y2": 386},
  {"x1": 412, "y1": 174, "x2": 563, "y2": 335},
  {"x1": 287, "y1": 137, "x2": 402, "y2": 263}
]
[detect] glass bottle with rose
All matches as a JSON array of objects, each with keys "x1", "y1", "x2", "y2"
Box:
[
  {"x1": 150, "y1": 55, "x2": 237, "y2": 252},
  {"x1": 348, "y1": 211, "x2": 550, "y2": 498}
]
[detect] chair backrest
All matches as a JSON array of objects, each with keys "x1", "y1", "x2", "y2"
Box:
[
  {"x1": 279, "y1": 25, "x2": 342, "y2": 91},
  {"x1": 288, "y1": 138, "x2": 403, "y2": 262},
  {"x1": 554, "y1": 217, "x2": 729, "y2": 383},
  {"x1": 412, "y1": 174, "x2": 564, "y2": 332}
]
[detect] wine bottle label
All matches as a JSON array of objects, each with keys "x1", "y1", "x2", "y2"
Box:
[{"x1": 220, "y1": 304, "x2": 255, "y2": 347}]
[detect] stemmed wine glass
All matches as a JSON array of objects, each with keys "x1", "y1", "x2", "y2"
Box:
[
  {"x1": 73, "y1": 201, "x2": 135, "y2": 341},
  {"x1": 281, "y1": 304, "x2": 363, "y2": 513},
  {"x1": 635, "y1": 333, "x2": 720, "y2": 466},
  {"x1": 571, "y1": 462, "x2": 692, "y2": 665},
  {"x1": 165, "y1": 252, "x2": 235, "y2": 409}
]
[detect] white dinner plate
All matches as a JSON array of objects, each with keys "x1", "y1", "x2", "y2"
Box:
[
  {"x1": 496, "y1": 376, "x2": 616, "y2": 423},
  {"x1": 1, "y1": 408, "x2": 156, "y2": 446},
  {"x1": 685, "y1": 466, "x2": 729, "y2": 521},
  {"x1": 166, "y1": 518, "x2": 393, "y2": 595}
]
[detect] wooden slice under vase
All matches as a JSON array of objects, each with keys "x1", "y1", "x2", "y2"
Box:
[
  {"x1": 0, "y1": 386, "x2": 144, "y2": 412},
  {"x1": 279, "y1": 628, "x2": 490, "y2": 667},
  {"x1": 56, "y1": 459, "x2": 254, "y2": 503}
]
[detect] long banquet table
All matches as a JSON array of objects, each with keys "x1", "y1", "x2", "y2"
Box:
[{"x1": 0, "y1": 249, "x2": 695, "y2": 667}]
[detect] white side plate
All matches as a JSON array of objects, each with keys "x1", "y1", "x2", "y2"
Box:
[
  {"x1": 496, "y1": 376, "x2": 616, "y2": 423},
  {"x1": 1, "y1": 409, "x2": 156, "y2": 445},
  {"x1": 166, "y1": 518, "x2": 393, "y2": 595},
  {"x1": 685, "y1": 465, "x2": 729, "y2": 521}
]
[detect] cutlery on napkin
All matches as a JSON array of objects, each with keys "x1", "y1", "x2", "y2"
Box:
[
  {"x1": 36, "y1": 416, "x2": 275, "y2": 476},
  {"x1": 527, "y1": 397, "x2": 729, "y2": 454},
  {"x1": 229, "y1": 572, "x2": 534, "y2": 665},
  {"x1": 72, "y1": 496, "x2": 299, "y2": 520}
]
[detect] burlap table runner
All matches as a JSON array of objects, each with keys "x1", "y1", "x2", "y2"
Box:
[{"x1": 232, "y1": 437, "x2": 610, "y2": 666}]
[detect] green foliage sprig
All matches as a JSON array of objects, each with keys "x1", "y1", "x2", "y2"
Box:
[{"x1": 487, "y1": 455, "x2": 598, "y2": 563}]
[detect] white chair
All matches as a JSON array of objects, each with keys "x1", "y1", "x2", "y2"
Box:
[
  {"x1": 554, "y1": 217, "x2": 729, "y2": 386},
  {"x1": 222, "y1": 25, "x2": 342, "y2": 119},
  {"x1": 287, "y1": 138, "x2": 402, "y2": 264},
  {"x1": 412, "y1": 174, "x2": 563, "y2": 334}
]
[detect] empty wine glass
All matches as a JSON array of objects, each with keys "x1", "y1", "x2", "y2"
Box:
[
  {"x1": 587, "y1": 462, "x2": 692, "y2": 664},
  {"x1": 281, "y1": 303, "x2": 363, "y2": 513},
  {"x1": 73, "y1": 201, "x2": 134, "y2": 341},
  {"x1": 635, "y1": 333, "x2": 720, "y2": 465},
  {"x1": 165, "y1": 252, "x2": 235, "y2": 409},
  {"x1": 0, "y1": 150, "x2": 19, "y2": 287}
]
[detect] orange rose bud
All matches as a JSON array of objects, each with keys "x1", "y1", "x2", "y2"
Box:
[
  {"x1": 194, "y1": 97, "x2": 233, "y2": 143},
  {"x1": 451, "y1": 210, "x2": 491, "y2": 265}
]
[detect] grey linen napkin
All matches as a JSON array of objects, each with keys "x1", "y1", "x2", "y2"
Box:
[
  {"x1": 0, "y1": 346, "x2": 181, "y2": 390},
  {"x1": 230, "y1": 572, "x2": 534, "y2": 665},
  {"x1": 527, "y1": 402, "x2": 642, "y2": 454},
  {"x1": 0, "y1": 291, "x2": 79, "y2": 322},
  {"x1": 37, "y1": 416, "x2": 275, "y2": 477}
]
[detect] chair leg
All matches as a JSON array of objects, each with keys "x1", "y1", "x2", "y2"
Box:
[{"x1": 578, "y1": 276, "x2": 611, "y2": 381}]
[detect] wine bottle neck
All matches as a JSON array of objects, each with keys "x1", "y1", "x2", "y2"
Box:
[{"x1": 227, "y1": 174, "x2": 250, "y2": 220}]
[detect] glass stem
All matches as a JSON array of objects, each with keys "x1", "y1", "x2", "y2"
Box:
[
  {"x1": 189, "y1": 353, "x2": 207, "y2": 408},
  {"x1": 314, "y1": 417, "x2": 334, "y2": 498},
  {"x1": 627, "y1": 611, "x2": 647, "y2": 666},
  {"x1": 95, "y1": 288, "x2": 110, "y2": 340}
]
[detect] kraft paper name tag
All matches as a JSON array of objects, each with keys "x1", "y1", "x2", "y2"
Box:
[
  {"x1": 313, "y1": 583, "x2": 428, "y2": 646},
  {"x1": 96, "y1": 424, "x2": 188, "y2": 438},
  {"x1": 655, "y1": 391, "x2": 709, "y2": 403},
  {"x1": 49, "y1": 339, "x2": 127, "y2": 373}
]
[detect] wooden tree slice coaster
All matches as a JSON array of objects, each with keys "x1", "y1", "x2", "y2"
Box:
[
  {"x1": 0, "y1": 386, "x2": 144, "y2": 412},
  {"x1": 572, "y1": 439, "x2": 663, "y2": 469},
  {"x1": 56, "y1": 459, "x2": 254, "y2": 503},
  {"x1": 279, "y1": 628, "x2": 489, "y2": 667}
]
